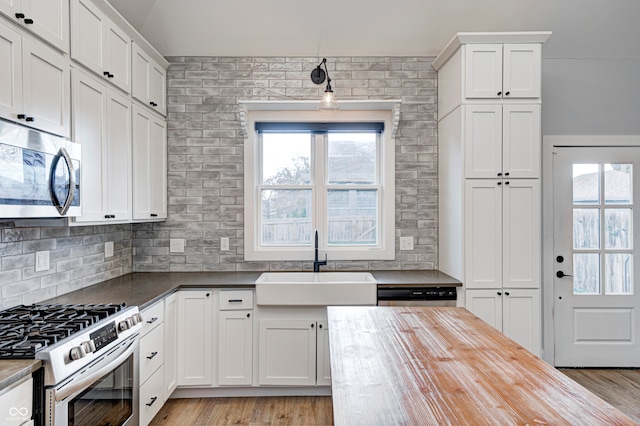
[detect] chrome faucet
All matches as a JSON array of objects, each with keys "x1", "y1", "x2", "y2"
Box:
[{"x1": 313, "y1": 229, "x2": 327, "y2": 272}]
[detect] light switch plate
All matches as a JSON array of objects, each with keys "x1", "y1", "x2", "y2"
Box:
[
  {"x1": 35, "y1": 251, "x2": 50, "y2": 272},
  {"x1": 399, "y1": 236, "x2": 414, "y2": 251},
  {"x1": 105, "y1": 241, "x2": 114, "y2": 258},
  {"x1": 220, "y1": 237, "x2": 229, "y2": 251},
  {"x1": 170, "y1": 238, "x2": 185, "y2": 253}
]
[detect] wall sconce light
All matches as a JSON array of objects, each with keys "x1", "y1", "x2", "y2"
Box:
[{"x1": 311, "y1": 58, "x2": 338, "y2": 110}]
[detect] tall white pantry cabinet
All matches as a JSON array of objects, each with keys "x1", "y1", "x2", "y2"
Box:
[{"x1": 434, "y1": 32, "x2": 551, "y2": 355}]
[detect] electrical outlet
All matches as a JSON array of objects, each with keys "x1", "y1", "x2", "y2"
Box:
[
  {"x1": 220, "y1": 237, "x2": 229, "y2": 251},
  {"x1": 170, "y1": 238, "x2": 185, "y2": 253},
  {"x1": 105, "y1": 241, "x2": 114, "y2": 258},
  {"x1": 399, "y1": 236, "x2": 414, "y2": 251},
  {"x1": 35, "y1": 251, "x2": 50, "y2": 272}
]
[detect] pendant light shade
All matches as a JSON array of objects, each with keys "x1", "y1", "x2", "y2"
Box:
[{"x1": 311, "y1": 58, "x2": 339, "y2": 110}]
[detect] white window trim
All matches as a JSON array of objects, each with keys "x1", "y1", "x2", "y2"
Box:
[{"x1": 241, "y1": 100, "x2": 400, "y2": 262}]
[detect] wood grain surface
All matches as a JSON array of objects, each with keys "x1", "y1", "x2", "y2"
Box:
[{"x1": 327, "y1": 306, "x2": 637, "y2": 425}]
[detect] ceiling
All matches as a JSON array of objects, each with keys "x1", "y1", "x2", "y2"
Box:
[{"x1": 107, "y1": 0, "x2": 640, "y2": 60}]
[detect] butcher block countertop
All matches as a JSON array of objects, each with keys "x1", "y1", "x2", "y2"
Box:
[{"x1": 327, "y1": 306, "x2": 636, "y2": 425}]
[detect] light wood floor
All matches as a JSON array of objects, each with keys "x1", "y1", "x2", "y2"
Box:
[{"x1": 150, "y1": 370, "x2": 640, "y2": 425}]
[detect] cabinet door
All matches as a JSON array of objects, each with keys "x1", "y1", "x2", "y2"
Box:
[
  {"x1": 218, "y1": 310, "x2": 252, "y2": 386},
  {"x1": 464, "y1": 105, "x2": 502, "y2": 178},
  {"x1": 71, "y1": 69, "x2": 107, "y2": 223},
  {"x1": 502, "y1": 288, "x2": 540, "y2": 354},
  {"x1": 502, "y1": 180, "x2": 540, "y2": 289},
  {"x1": 502, "y1": 105, "x2": 541, "y2": 178},
  {"x1": 164, "y1": 293, "x2": 178, "y2": 399},
  {"x1": 316, "y1": 321, "x2": 331, "y2": 386},
  {"x1": 464, "y1": 180, "x2": 502, "y2": 289},
  {"x1": 177, "y1": 290, "x2": 213, "y2": 386},
  {"x1": 105, "y1": 89, "x2": 131, "y2": 220},
  {"x1": 140, "y1": 324, "x2": 164, "y2": 384},
  {"x1": 465, "y1": 289, "x2": 503, "y2": 331},
  {"x1": 259, "y1": 320, "x2": 316, "y2": 386},
  {"x1": 0, "y1": 20, "x2": 23, "y2": 121},
  {"x1": 149, "y1": 117, "x2": 167, "y2": 219},
  {"x1": 132, "y1": 105, "x2": 167, "y2": 220},
  {"x1": 21, "y1": 0, "x2": 69, "y2": 53},
  {"x1": 139, "y1": 365, "x2": 164, "y2": 426},
  {"x1": 464, "y1": 44, "x2": 502, "y2": 99},
  {"x1": 22, "y1": 37, "x2": 70, "y2": 137},
  {"x1": 132, "y1": 43, "x2": 150, "y2": 104},
  {"x1": 70, "y1": 0, "x2": 105, "y2": 75},
  {"x1": 502, "y1": 44, "x2": 541, "y2": 99},
  {"x1": 149, "y1": 61, "x2": 165, "y2": 115},
  {"x1": 105, "y1": 20, "x2": 130, "y2": 93}
]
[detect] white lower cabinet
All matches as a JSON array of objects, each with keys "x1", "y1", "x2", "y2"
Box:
[
  {"x1": 258, "y1": 317, "x2": 331, "y2": 386},
  {"x1": 465, "y1": 288, "x2": 540, "y2": 354},
  {"x1": 139, "y1": 299, "x2": 170, "y2": 426},
  {"x1": 218, "y1": 289, "x2": 253, "y2": 386},
  {"x1": 177, "y1": 290, "x2": 215, "y2": 386},
  {"x1": 0, "y1": 375, "x2": 32, "y2": 426}
]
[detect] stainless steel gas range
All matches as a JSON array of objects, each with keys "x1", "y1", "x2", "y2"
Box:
[{"x1": 0, "y1": 303, "x2": 142, "y2": 426}]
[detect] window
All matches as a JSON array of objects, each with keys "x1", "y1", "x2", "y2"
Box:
[{"x1": 244, "y1": 106, "x2": 396, "y2": 261}]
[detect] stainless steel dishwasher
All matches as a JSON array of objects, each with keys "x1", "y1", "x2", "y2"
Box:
[{"x1": 377, "y1": 287, "x2": 457, "y2": 307}]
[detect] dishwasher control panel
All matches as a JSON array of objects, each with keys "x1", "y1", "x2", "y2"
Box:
[{"x1": 377, "y1": 287, "x2": 457, "y2": 301}]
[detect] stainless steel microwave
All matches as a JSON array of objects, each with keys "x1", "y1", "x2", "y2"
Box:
[{"x1": 0, "y1": 120, "x2": 80, "y2": 218}]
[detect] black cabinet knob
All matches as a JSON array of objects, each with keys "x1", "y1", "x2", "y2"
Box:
[
  {"x1": 15, "y1": 13, "x2": 25, "y2": 19},
  {"x1": 497, "y1": 291, "x2": 502, "y2": 296},
  {"x1": 505, "y1": 181, "x2": 510, "y2": 185},
  {"x1": 17, "y1": 114, "x2": 26, "y2": 119},
  {"x1": 505, "y1": 91, "x2": 510, "y2": 96},
  {"x1": 206, "y1": 293, "x2": 210, "y2": 297},
  {"x1": 497, "y1": 91, "x2": 502, "y2": 96},
  {"x1": 319, "y1": 324, "x2": 323, "y2": 329},
  {"x1": 505, "y1": 292, "x2": 510, "y2": 296},
  {"x1": 247, "y1": 313, "x2": 250, "y2": 318},
  {"x1": 504, "y1": 172, "x2": 509, "y2": 176},
  {"x1": 24, "y1": 18, "x2": 33, "y2": 24},
  {"x1": 497, "y1": 172, "x2": 502, "y2": 177},
  {"x1": 311, "y1": 323, "x2": 314, "y2": 328},
  {"x1": 25, "y1": 117, "x2": 34, "y2": 122},
  {"x1": 497, "y1": 182, "x2": 502, "y2": 186}
]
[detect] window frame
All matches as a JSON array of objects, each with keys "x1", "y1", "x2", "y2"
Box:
[{"x1": 244, "y1": 108, "x2": 396, "y2": 261}]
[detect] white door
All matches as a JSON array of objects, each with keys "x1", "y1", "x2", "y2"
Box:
[
  {"x1": 502, "y1": 288, "x2": 540, "y2": 354},
  {"x1": 218, "y1": 310, "x2": 253, "y2": 385},
  {"x1": 502, "y1": 44, "x2": 541, "y2": 99},
  {"x1": 464, "y1": 44, "x2": 502, "y2": 99},
  {"x1": 464, "y1": 105, "x2": 502, "y2": 178},
  {"x1": 554, "y1": 147, "x2": 640, "y2": 366}
]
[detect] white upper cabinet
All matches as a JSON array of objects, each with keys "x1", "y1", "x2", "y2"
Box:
[
  {"x1": 464, "y1": 104, "x2": 540, "y2": 178},
  {"x1": 132, "y1": 43, "x2": 166, "y2": 115},
  {"x1": 465, "y1": 43, "x2": 541, "y2": 100},
  {"x1": 132, "y1": 105, "x2": 167, "y2": 220},
  {"x1": 0, "y1": 21, "x2": 70, "y2": 137},
  {"x1": 71, "y1": 0, "x2": 131, "y2": 93},
  {"x1": 72, "y1": 68, "x2": 132, "y2": 223},
  {"x1": 0, "y1": 0, "x2": 69, "y2": 53},
  {"x1": 21, "y1": 37, "x2": 70, "y2": 137}
]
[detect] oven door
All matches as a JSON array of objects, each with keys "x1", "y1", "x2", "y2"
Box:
[{"x1": 47, "y1": 334, "x2": 139, "y2": 426}]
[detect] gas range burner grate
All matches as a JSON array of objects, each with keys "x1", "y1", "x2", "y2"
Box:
[{"x1": 0, "y1": 303, "x2": 126, "y2": 359}]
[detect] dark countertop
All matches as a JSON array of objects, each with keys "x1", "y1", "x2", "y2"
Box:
[
  {"x1": 0, "y1": 359, "x2": 41, "y2": 390},
  {"x1": 44, "y1": 270, "x2": 460, "y2": 310}
]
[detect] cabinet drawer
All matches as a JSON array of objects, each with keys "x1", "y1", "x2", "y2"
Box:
[
  {"x1": 140, "y1": 324, "x2": 164, "y2": 384},
  {"x1": 0, "y1": 376, "x2": 32, "y2": 424},
  {"x1": 140, "y1": 300, "x2": 164, "y2": 336},
  {"x1": 140, "y1": 365, "x2": 164, "y2": 426},
  {"x1": 219, "y1": 290, "x2": 254, "y2": 310}
]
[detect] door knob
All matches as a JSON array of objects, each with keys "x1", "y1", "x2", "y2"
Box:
[{"x1": 556, "y1": 271, "x2": 574, "y2": 278}]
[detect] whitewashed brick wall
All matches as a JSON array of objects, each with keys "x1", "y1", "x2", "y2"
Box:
[
  {"x1": 0, "y1": 224, "x2": 132, "y2": 309},
  {"x1": 134, "y1": 56, "x2": 438, "y2": 272}
]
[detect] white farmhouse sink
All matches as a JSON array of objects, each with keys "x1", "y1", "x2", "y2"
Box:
[{"x1": 255, "y1": 272, "x2": 377, "y2": 306}]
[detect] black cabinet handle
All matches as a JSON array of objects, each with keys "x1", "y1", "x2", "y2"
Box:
[
  {"x1": 146, "y1": 397, "x2": 158, "y2": 407},
  {"x1": 497, "y1": 291, "x2": 502, "y2": 296},
  {"x1": 150, "y1": 213, "x2": 158, "y2": 217},
  {"x1": 108, "y1": 73, "x2": 114, "y2": 78},
  {"x1": 15, "y1": 13, "x2": 25, "y2": 19},
  {"x1": 497, "y1": 91, "x2": 502, "y2": 96},
  {"x1": 17, "y1": 114, "x2": 26, "y2": 120},
  {"x1": 505, "y1": 91, "x2": 510, "y2": 96},
  {"x1": 504, "y1": 172, "x2": 510, "y2": 176},
  {"x1": 505, "y1": 292, "x2": 510, "y2": 296},
  {"x1": 497, "y1": 172, "x2": 502, "y2": 177},
  {"x1": 24, "y1": 18, "x2": 33, "y2": 24},
  {"x1": 146, "y1": 317, "x2": 158, "y2": 324},
  {"x1": 505, "y1": 181, "x2": 510, "y2": 185},
  {"x1": 25, "y1": 117, "x2": 34, "y2": 122},
  {"x1": 103, "y1": 71, "x2": 110, "y2": 77},
  {"x1": 497, "y1": 182, "x2": 502, "y2": 186},
  {"x1": 146, "y1": 351, "x2": 158, "y2": 360},
  {"x1": 228, "y1": 299, "x2": 243, "y2": 303}
]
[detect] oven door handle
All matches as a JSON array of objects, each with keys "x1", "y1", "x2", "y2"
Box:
[{"x1": 55, "y1": 337, "x2": 137, "y2": 402}]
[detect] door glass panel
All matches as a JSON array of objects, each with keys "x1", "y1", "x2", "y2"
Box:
[
  {"x1": 573, "y1": 209, "x2": 600, "y2": 249},
  {"x1": 573, "y1": 253, "x2": 600, "y2": 294},
  {"x1": 604, "y1": 164, "x2": 632, "y2": 204},
  {"x1": 573, "y1": 164, "x2": 599, "y2": 204},
  {"x1": 605, "y1": 253, "x2": 633, "y2": 295},
  {"x1": 604, "y1": 208, "x2": 631, "y2": 249}
]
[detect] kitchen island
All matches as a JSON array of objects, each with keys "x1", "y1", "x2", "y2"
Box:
[{"x1": 327, "y1": 306, "x2": 635, "y2": 425}]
